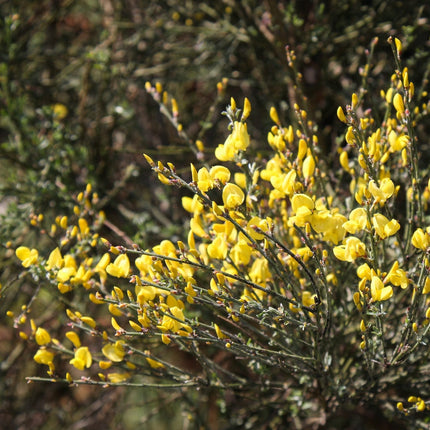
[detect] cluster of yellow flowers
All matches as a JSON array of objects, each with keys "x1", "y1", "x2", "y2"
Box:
[{"x1": 11, "y1": 37, "x2": 430, "y2": 419}]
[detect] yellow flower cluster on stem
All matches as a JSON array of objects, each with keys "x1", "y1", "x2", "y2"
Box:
[{"x1": 10, "y1": 40, "x2": 430, "y2": 426}]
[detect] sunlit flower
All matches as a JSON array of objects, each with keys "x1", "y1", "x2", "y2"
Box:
[
  {"x1": 196, "y1": 167, "x2": 213, "y2": 192},
  {"x1": 222, "y1": 183, "x2": 245, "y2": 208},
  {"x1": 230, "y1": 239, "x2": 253, "y2": 266},
  {"x1": 249, "y1": 258, "x2": 270, "y2": 286},
  {"x1": 106, "y1": 254, "x2": 130, "y2": 278},
  {"x1": 333, "y1": 236, "x2": 366, "y2": 262},
  {"x1": 158, "y1": 306, "x2": 192, "y2": 334},
  {"x1": 412, "y1": 228, "x2": 430, "y2": 251},
  {"x1": 16, "y1": 246, "x2": 39, "y2": 267},
  {"x1": 102, "y1": 341, "x2": 126, "y2": 362},
  {"x1": 270, "y1": 170, "x2": 297, "y2": 196},
  {"x1": 388, "y1": 130, "x2": 409, "y2": 152},
  {"x1": 182, "y1": 194, "x2": 204, "y2": 214},
  {"x1": 343, "y1": 208, "x2": 369, "y2": 234},
  {"x1": 207, "y1": 235, "x2": 228, "y2": 259},
  {"x1": 66, "y1": 331, "x2": 81, "y2": 348},
  {"x1": 357, "y1": 263, "x2": 372, "y2": 280},
  {"x1": 290, "y1": 193, "x2": 314, "y2": 226},
  {"x1": 215, "y1": 121, "x2": 250, "y2": 161},
  {"x1": 45, "y1": 247, "x2": 63, "y2": 270},
  {"x1": 57, "y1": 255, "x2": 77, "y2": 283},
  {"x1": 35, "y1": 327, "x2": 51, "y2": 345},
  {"x1": 371, "y1": 213, "x2": 400, "y2": 239},
  {"x1": 371, "y1": 275, "x2": 393, "y2": 301},
  {"x1": 302, "y1": 154, "x2": 316, "y2": 179},
  {"x1": 210, "y1": 165, "x2": 231, "y2": 184},
  {"x1": 385, "y1": 261, "x2": 408, "y2": 289},
  {"x1": 69, "y1": 346, "x2": 92, "y2": 370},
  {"x1": 246, "y1": 216, "x2": 271, "y2": 241},
  {"x1": 34, "y1": 348, "x2": 54, "y2": 365},
  {"x1": 393, "y1": 93, "x2": 405, "y2": 114},
  {"x1": 368, "y1": 178, "x2": 394, "y2": 204}
]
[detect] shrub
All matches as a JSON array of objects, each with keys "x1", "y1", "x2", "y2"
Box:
[{"x1": 7, "y1": 36, "x2": 430, "y2": 428}]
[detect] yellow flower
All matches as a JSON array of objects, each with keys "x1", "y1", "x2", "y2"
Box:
[
  {"x1": 230, "y1": 239, "x2": 253, "y2": 266},
  {"x1": 102, "y1": 341, "x2": 126, "y2": 362},
  {"x1": 81, "y1": 316, "x2": 96, "y2": 328},
  {"x1": 16, "y1": 246, "x2": 39, "y2": 267},
  {"x1": 412, "y1": 228, "x2": 430, "y2": 251},
  {"x1": 302, "y1": 291, "x2": 317, "y2": 307},
  {"x1": 343, "y1": 208, "x2": 369, "y2": 234},
  {"x1": 106, "y1": 254, "x2": 130, "y2": 278},
  {"x1": 107, "y1": 372, "x2": 131, "y2": 383},
  {"x1": 339, "y1": 150, "x2": 350, "y2": 172},
  {"x1": 66, "y1": 331, "x2": 81, "y2": 348},
  {"x1": 34, "y1": 348, "x2": 54, "y2": 365},
  {"x1": 302, "y1": 154, "x2": 316, "y2": 179},
  {"x1": 291, "y1": 193, "x2": 314, "y2": 214},
  {"x1": 155, "y1": 240, "x2": 177, "y2": 257},
  {"x1": 46, "y1": 247, "x2": 63, "y2": 270},
  {"x1": 249, "y1": 258, "x2": 270, "y2": 286},
  {"x1": 270, "y1": 106, "x2": 280, "y2": 124},
  {"x1": 52, "y1": 103, "x2": 68, "y2": 119},
  {"x1": 210, "y1": 165, "x2": 231, "y2": 184},
  {"x1": 35, "y1": 327, "x2": 51, "y2": 345},
  {"x1": 222, "y1": 183, "x2": 245, "y2": 209},
  {"x1": 94, "y1": 253, "x2": 110, "y2": 283},
  {"x1": 260, "y1": 155, "x2": 283, "y2": 181},
  {"x1": 337, "y1": 106, "x2": 347, "y2": 123},
  {"x1": 267, "y1": 131, "x2": 285, "y2": 151},
  {"x1": 333, "y1": 237, "x2": 366, "y2": 262},
  {"x1": 215, "y1": 140, "x2": 236, "y2": 161},
  {"x1": 197, "y1": 167, "x2": 213, "y2": 192},
  {"x1": 317, "y1": 213, "x2": 347, "y2": 245},
  {"x1": 394, "y1": 37, "x2": 402, "y2": 54},
  {"x1": 368, "y1": 178, "x2": 394, "y2": 204},
  {"x1": 393, "y1": 93, "x2": 405, "y2": 114},
  {"x1": 240, "y1": 97, "x2": 251, "y2": 120},
  {"x1": 182, "y1": 195, "x2": 204, "y2": 214},
  {"x1": 290, "y1": 194, "x2": 314, "y2": 226},
  {"x1": 357, "y1": 263, "x2": 372, "y2": 280},
  {"x1": 57, "y1": 255, "x2": 77, "y2": 283},
  {"x1": 145, "y1": 355, "x2": 165, "y2": 369},
  {"x1": 158, "y1": 306, "x2": 192, "y2": 335},
  {"x1": 188, "y1": 214, "x2": 207, "y2": 238},
  {"x1": 207, "y1": 235, "x2": 228, "y2": 259},
  {"x1": 385, "y1": 261, "x2": 408, "y2": 289},
  {"x1": 423, "y1": 277, "x2": 430, "y2": 294},
  {"x1": 69, "y1": 346, "x2": 92, "y2": 370},
  {"x1": 371, "y1": 214, "x2": 400, "y2": 239},
  {"x1": 78, "y1": 218, "x2": 89, "y2": 236},
  {"x1": 159, "y1": 306, "x2": 185, "y2": 332},
  {"x1": 246, "y1": 216, "x2": 270, "y2": 240},
  {"x1": 229, "y1": 121, "x2": 250, "y2": 151},
  {"x1": 388, "y1": 130, "x2": 409, "y2": 152},
  {"x1": 270, "y1": 170, "x2": 297, "y2": 196},
  {"x1": 371, "y1": 276, "x2": 393, "y2": 301},
  {"x1": 214, "y1": 323, "x2": 227, "y2": 339},
  {"x1": 137, "y1": 286, "x2": 156, "y2": 304},
  {"x1": 297, "y1": 139, "x2": 308, "y2": 160},
  {"x1": 345, "y1": 126, "x2": 356, "y2": 145},
  {"x1": 215, "y1": 121, "x2": 250, "y2": 161}
]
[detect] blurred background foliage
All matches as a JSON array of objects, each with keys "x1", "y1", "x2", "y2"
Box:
[{"x1": 0, "y1": 0, "x2": 429, "y2": 428}]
